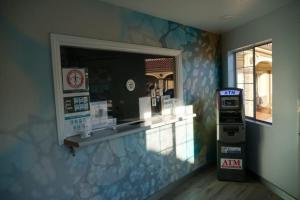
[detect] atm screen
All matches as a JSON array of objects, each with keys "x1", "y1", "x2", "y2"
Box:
[
  {"x1": 221, "y1": 96, "x2": 240, "y2": 109},
  {"x1": 224, "y1": 99, "x2": 237, "y2": 106}
]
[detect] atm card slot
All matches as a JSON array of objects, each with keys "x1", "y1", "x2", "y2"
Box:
[{"x1": 223, "y1": 127, "x2": 239, "y2": 136}]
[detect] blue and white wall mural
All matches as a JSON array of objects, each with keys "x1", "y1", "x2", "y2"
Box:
[{"x1": 0, "y1": 0, "x2": 221, "y2": 199}]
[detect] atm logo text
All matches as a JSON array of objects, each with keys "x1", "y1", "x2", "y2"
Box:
[{"x1": 220, "y1": 158, "x2": 243, "y2": 170}]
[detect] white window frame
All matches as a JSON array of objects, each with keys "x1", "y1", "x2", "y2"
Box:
[
  {"x1": 233, "y1": 41, "x2": 272, "y2": 125},
  {"x1": 50, "y1": 33, "x2": 183, "y2": 145}
]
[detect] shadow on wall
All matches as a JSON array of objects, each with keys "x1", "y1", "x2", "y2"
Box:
[
  {"x1": 0, "y1": 115, "x2": 206, "y2": 200},
  {"x1": 245, "y1": 122, "x2": 263, "y2": 174},
  {"x1": 193, "y1": 99, "x2": 217, "y2": 164}
]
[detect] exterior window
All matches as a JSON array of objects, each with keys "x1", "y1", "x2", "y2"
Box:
[{"x1": 235, "y1": 42, "x2": 272, "y2": 123}]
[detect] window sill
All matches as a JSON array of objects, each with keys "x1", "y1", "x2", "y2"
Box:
[
  {"x1": 245, "y1": 118, "x2": 272, "y2": 127},
  {"x1": 64, "y1": 114, "x2": 196, "y2": 151}
]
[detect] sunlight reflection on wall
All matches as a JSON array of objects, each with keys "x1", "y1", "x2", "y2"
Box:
[{"x1": 145, "y1": 118, "x2": 194, "y2": 164}]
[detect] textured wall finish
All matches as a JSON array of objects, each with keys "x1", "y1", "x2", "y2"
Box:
[{"x1": 0, "y1": 0, "x2": 221, "y2": 199}]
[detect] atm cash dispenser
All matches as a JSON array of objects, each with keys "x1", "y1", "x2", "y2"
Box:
[{"x1": 216, "y1": 88, "x2": 246, "y2": 181}]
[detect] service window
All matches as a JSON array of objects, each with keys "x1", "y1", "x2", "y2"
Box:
[
  {"x1": 60, "y1": 46, "x2": 176, "y2": 124},
  {"x1": 51, "y1": 34, "x2": 182, "y2": 144}
]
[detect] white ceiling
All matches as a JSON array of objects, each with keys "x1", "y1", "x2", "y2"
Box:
[{"x1": 99, "y1": 0, "x2": 294, "y2": 33}]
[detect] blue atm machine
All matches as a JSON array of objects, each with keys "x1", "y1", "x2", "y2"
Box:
[{"x1": 216, "y1": 88, "x2": 246, "y2": 181}]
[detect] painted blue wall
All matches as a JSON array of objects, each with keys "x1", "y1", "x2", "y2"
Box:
[{"x1": 0, "y1": 0, "x2": 221, "y2": 199}]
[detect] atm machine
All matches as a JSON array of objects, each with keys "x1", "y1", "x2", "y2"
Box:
[{"x1": 216, "y1": 88, "x2": 246, "y2": 181}]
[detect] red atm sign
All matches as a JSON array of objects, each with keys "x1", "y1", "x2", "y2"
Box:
[{"x1": 220, "y1": 158, "x2": 243, "y2": 170}]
